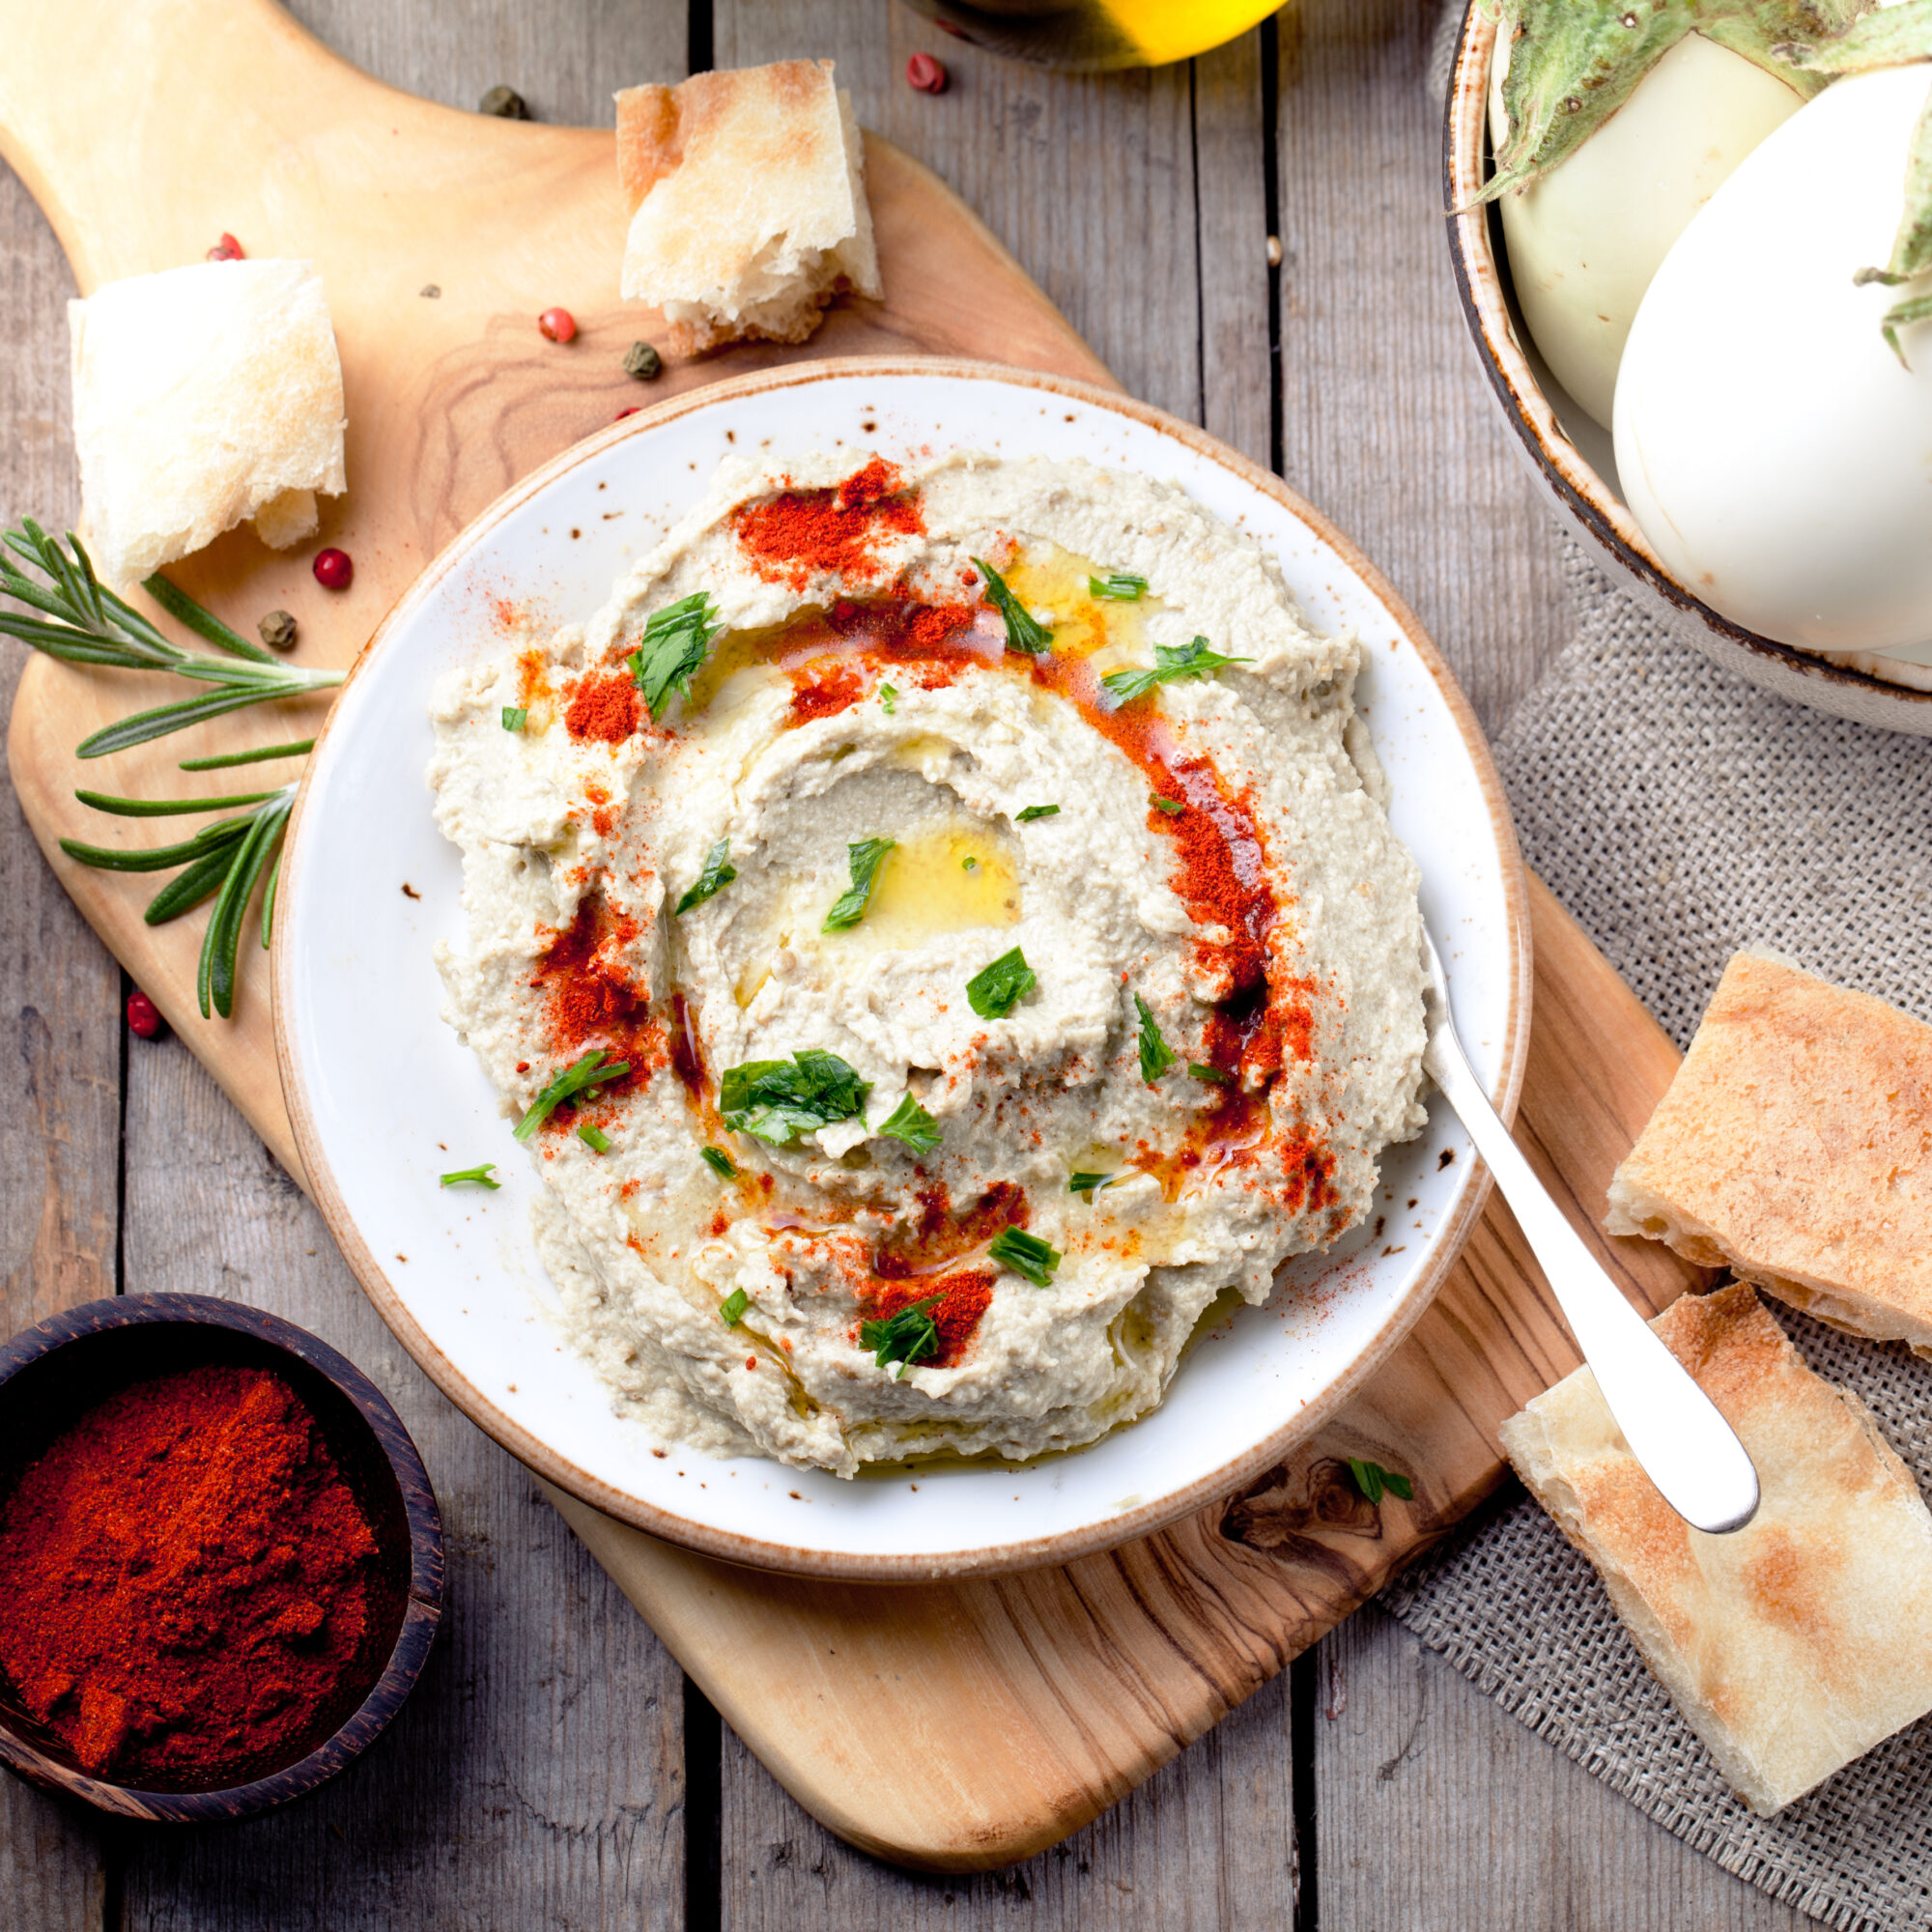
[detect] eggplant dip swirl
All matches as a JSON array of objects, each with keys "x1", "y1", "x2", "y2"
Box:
[{"x1": 428, "y1": 449, "x2": 1427, "y2": 1477}]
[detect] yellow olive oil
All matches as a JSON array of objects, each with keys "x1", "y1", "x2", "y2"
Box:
[{"x1": 900, "y1": 0, "x2": 1281, "y2": 71}]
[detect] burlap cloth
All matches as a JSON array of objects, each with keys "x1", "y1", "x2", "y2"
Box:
[{"x1": 1377, "y1": 540, "x2": 1932, "y2": 1930}]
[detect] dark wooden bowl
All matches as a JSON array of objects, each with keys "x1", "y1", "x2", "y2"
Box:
[{"x1": 0, "y1": 1293, "x2": 444, "y2": 1822}]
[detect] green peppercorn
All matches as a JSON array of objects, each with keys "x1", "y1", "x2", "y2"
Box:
[
  {"x1": 623, "y1": 341, "x2": 664, "y2": 382},
  {"x1": 479, "y1": 85, "x2": 528, "y2": 120},
  {"x1": 258, "y1": 610, "x2": 298, "y2": 652}
]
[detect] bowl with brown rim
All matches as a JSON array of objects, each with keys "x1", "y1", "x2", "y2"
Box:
[
  {"x1": 0, "y1": 1293, "x2": 443, "y2": 1823},
  {"x1": 1444, "y1": 1, "x2": 1932, "y2": 737}
]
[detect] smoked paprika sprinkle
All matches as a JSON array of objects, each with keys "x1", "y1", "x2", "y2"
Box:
[{"x1": 0, "y1": 1361, "x2": 403, "y2": 1789}]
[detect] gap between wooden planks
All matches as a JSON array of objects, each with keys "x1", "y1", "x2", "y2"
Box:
[{"x1": 0, "y1": 0, "x2": 1709, "y2": 1874}]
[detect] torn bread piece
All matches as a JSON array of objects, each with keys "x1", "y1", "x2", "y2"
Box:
[
  {"x1": 1606, "y1": 951, "x2": 1932, "y2": 1352},
  {"x1": 1502, "y1": 1283, "x2": 1932, "y2": 1815},
  {"x1": 70, "y1": 259, "x2": 347, "y2": 588},
  {"x1": 615, "y1": 59, "x2": 881, "y2": 355}
]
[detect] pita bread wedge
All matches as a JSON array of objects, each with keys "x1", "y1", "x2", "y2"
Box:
[
  {"x1": 1606, "y1": 951, "x2": 1932, "y2": 1352},
  {"x1": 615, "y1": 59, "x2": 880, "y2": 355},
  {"x1": 1501, "y1": 1283, "x2": 1932, "y2": 1815},
  {"x1": 69, "y1": 259, "x2": 347, "y2": 588}
]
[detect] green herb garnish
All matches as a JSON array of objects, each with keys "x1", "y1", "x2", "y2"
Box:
[
  {"x1": 501, "y1": 705, "x2": 527, "y2": 731},
  {"x1": 879, "y1": 682, "x2": 898, "y2": 715},
  {"x1": 1135, "y1": 995, "x2": 1177, "y2": 1083},
  {"x1": 700, "y1": 1145, "x2": 736, "y2": 1179},
  {"x1": 578, "y1": 1122, "x2": 611, "y2": 1153},
  {"x1": 824, "y1": 838, "x2": 895, "y2": 932},
  {"x1": 0, "y1": 521, "x2": 344, "y2": 756},
  {"x1": 987, "y1": 1226, "x2": 1062, "y2": 1286},
  {"x1": 628, "y1": 590, "x2": 723, "y2": 720},
  {"x1": 1347, "y1": 1459, "x2": 1414, "y2": 1506},
  {"x1": 876, "y1": 1092, "x2": 943, "y2": 1154},
  {"x1": 1067, "y1": 1171, "x2": 1123, "y2": 1198},
  {"x1": 514, "y1": 1049, "x2": 630, "y2": 1144},
  {"x1": 972, "y1": 557, "x2": 1052, "y2": 654},
  {"x1": 1015, "y1": 804, "x2": 1060, "y2": 822},
  {"x1": 860, "y1": 1296, "x2": 942, "y2": 1377},
  {"x1": 59, "y1": 781, "x2": 298, "y2": 1020},
  {"x1": 675, "y1": 838, "x2": 737, "y2": 915},
  {"x1": 719, "y1": 1049, "x2": 871, "y2": 1145},
  {"x1": 966, "y1": 946, "x2": 1037, "y2": 1019},
  {"x1": 720, "y1": 1288, "x2": 750, "y2": 1328},
  {"x1": 440, "y1": 1164, "x2": 500, "y2": 1189},
  {"x1": 1101, "y1": 637, "x2": 1251, "y2": 705},
  {"x1": 1151, "y1": 794, "x2": 1183, "y2": 816},
  {"x1": 1189, "y1": 1063, "x2": 1233, "y2": 1085},
  {"x1": 1089, "y1": 572, "x2": 1147, "y2": 601}
]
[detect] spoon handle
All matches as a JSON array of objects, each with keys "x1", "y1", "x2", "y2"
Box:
[{"x1": 1423, "y1": 1008, "x2": 1760, "y2": 1536}]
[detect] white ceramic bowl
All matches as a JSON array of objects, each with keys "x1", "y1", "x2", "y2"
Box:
[
  {"x1": 275, "y1": 357, "x2": 1530, "y2": 1580},
  {"x1": 1445, "y1": 5, "x2": 1932, "y2": 736}
]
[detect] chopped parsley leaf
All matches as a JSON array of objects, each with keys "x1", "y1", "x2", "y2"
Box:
[
  {"x1": 628, "y1": 590, "x2": 724, "y2": 720},
  {"x1": 1100, "y1": 636, "x2": 1251, "y2": 705},
  {"x1": 578, "y1": 1122, "x2": 611, "y2": 1153},
  {"x1": 440, "y1": 1164, "x2": 500, "y2": 1189},
  {"x1": 500, "y1": 705, "x2": 528, "y2": 731},
  {"x1": 700, "y1": 1145, "x2": 736, "y2": 1179},
  {"x1": 514, "y1": 1049, "x2": 630, "y2": 1143},
  {"x1": 1089, "y1": 571, "x2": 1147, "y2": 601},
  {"x1": 719, "y1": 1288, "x2": 750, "y2": 1328},
  {"x1": 1135, "y1": 996, "x2": 1177, "y2": 1083},
  {"x1": 972, "y1": 557, "x2": 1052, "y2": 654},
  {"x1": 1188, "y1": 1063, "x2": 1233, "y2": 1085},
  {"x1": 675, "y1": 837, "x2": 737, "y2": 915},
  {"x1": 988, "y1": 1226, "x2": 1062, "y2": 1286},
  {"x1": 879, "y1": 682, "x2": 897, "y2": 715},
  {"x1": 860, "y1": 1296, "x2": 943, "y2": 1377},
  {"x1": 966, "y1": 946, "x2": 1037, "y2": 1019},
  {"x1": 719, "y1": 1050, "x2": 871, "y2": 1145},
  {"x1": 1347, "y1": 1458, "x2": 1414, "y2": 1506},
  {"x1": 824, "y1": 837, "x2": 895, "y2": 932},
  {"x1": 1014, "y1": 804, "x2": 1060, "y2": 822},
  {"x1": 1151, "y1": 794, "x2": 1183, "y2": 816},
  {"x1": 876, "y1": 1092, "x2": 943, "y2": 1153}
]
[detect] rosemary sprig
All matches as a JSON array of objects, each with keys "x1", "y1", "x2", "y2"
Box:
[
  {"x1": 58, "y1": 782, "x2": 297, "y2": 1018},
  {"x1": 0, "y1": 522, "x2": 343, "y2": 754}
]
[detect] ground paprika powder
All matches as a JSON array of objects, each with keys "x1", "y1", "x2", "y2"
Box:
[{"x1": 0, "y1": 1361, "x2": 391, "y2": 1787}]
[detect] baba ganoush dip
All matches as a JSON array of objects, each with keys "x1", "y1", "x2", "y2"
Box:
[{"x1": 429, "y1": 450, "x2": 1428, "y2": 1477}]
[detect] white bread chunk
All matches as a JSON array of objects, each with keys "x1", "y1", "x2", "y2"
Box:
[
  {"x1": 615, "y1": 60, "x2": 881, "y2": 355},
  {"x1": 1606, "y1": 952, "x2": 1932, "y2": 1353},
  {"x1": 1502, "y1": 1283, "x2": 1932, "y2": 1815},
  {"x1": 69, "y1": 259, "x2": 347, "y2": 587}
]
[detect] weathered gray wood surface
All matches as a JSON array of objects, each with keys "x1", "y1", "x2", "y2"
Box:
[{"x1": 0, "y1": 1, "x2": 1825, "y2": 1928}]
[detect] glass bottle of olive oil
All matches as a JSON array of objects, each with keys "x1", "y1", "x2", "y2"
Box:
[{"x1": 900, "y1": 0, "x2": 1281, "y2": 71}]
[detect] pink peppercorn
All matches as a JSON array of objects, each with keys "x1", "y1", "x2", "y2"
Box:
[
  {"x1": 539, "y1": 307, "x2": 578, "y2": 343},
  {"x1": 127, "y1": 991, "x2": 162, "y2": 1039},
  {"x1": 906, "y1": 53, "x2": 948, "y2": 94},
  {"x1": 207, "y1": 232, "x2": 244, "y2": 261},
  {"x1": 313, "y1": 548, "x2": 353, "y2": 590}
]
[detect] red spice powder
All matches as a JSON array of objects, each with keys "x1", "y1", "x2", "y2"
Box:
[
  {"x1": 873, "y1": 1181, "x2": 1026, "y2": 1279},
  {"x1": 731, "y1": 457, "x2": 924, "y2": 592},
  {"x1": 869, "y1": 1268, "x2": 994, "y2": 1368},
  {"x1": 0, "y1": 1364, "x2": 388, "y2": 1787},
  {"x1": 564, "y1": 669, "x2": 639, "y2": 744},
  {"x1": 535, "y1": 895, "x2": 644, "y2": 1049}
]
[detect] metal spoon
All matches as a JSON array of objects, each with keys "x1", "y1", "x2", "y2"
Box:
[{"x1": 1420, "y1": 925, "x2": 1760, "y2": 1536}]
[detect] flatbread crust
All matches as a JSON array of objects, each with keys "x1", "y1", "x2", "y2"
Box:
[
  {"x1": 1605, "y1": 951, "x2": 1932, "y2": 1351},
  {"x1": 614, "y1": 60, "x2": 880, "y2": 356},
  {"x1": 68, "y1": 259, "x2": 346, "y2": 588},
  {"x1": 1501, "y1": 1283, "x2": 1932, "y2": 1815}
]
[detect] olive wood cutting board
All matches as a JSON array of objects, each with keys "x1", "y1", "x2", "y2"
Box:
[{"x1": 0, "y1": 0, "x2": 1710, "y2": 1872}]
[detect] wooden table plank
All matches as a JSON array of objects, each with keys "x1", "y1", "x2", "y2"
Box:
[
  {"x1": 1315, "y1": 1606, "x2": 1817, "y2": 1932},
  {"x1": 0, "y1": 142, "x2": 115, "y2": 1932}
]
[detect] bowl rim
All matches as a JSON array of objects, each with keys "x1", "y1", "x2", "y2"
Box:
[
  {"x1": 0, "y1": 1292, "x2": 444, "y2": 1823},
  {"x1": 273, "y1": 352, "x2": 1534, "y2": 1580},
  {"x1": 1442, "y1": 1, "x2": 1932, "y2": 716}
]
